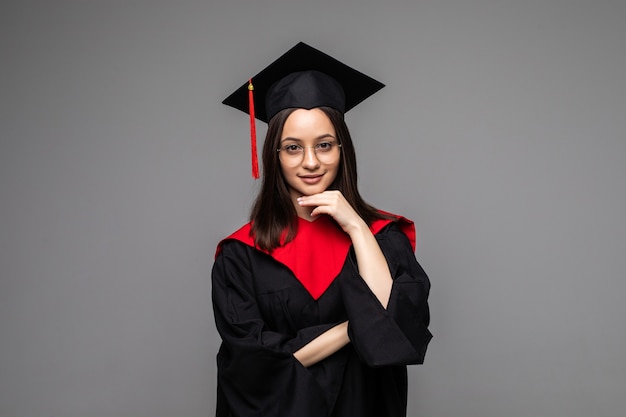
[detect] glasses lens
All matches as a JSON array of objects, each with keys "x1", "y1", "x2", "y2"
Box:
[{"x1": 278, "y1": 142, "x2": 341, "y2": 162}]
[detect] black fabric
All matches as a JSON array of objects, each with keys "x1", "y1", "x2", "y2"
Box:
[
  {"x1": 211, "y1": 223, "x2": 432, "y2": 417},
  {"x1": 221, "y1": 42, "x2": 385, "y2": 123},
  {"x1": 265, "y1": 70, "x2": 345, "y2": 123}
]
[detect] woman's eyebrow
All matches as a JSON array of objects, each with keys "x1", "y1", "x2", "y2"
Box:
[{"x1": 280, "y1": 134, "x2": 337, "y2": 143}]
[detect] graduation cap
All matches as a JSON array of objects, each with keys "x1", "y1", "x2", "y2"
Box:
[{"x1": 222, "y1": 42, "x2": 385, "y2": 179}]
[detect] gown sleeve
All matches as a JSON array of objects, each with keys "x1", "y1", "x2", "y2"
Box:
[
  {"x1": 212, "y1": 240, "x2": 338, "y2": 417},
  {"x1": 341, "y1": 222, "x2": 432, "y2": 367}
]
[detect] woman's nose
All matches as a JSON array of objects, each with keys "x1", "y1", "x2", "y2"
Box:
[{"x1": 301, "y1": 147, "x2": 320, "y2": 169}]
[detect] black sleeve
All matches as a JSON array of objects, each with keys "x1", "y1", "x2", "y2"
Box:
[
  {"x1": 212, "y1": 241, "x2": 335, "y2": 417},
  {"x1": 341, "y1": 222, "x2": 432, "y2": 367}
]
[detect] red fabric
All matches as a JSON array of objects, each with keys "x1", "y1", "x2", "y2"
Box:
[{"x1": 216, "y1": 212, "x2": 415, "y2": 300}]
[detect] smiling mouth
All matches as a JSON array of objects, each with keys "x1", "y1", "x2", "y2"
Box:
[{"x1": 299, "y1": 174, "x2": 324, "y2": 184}]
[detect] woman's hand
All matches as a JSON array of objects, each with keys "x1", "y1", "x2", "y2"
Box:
[
  {"x1": 297, "y1": 190, "x2": 366, "y2": 235},
  {"x1": 298, "y1": 190, "x2": 393, "y2": 308}
]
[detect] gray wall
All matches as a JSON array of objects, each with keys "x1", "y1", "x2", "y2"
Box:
[{"x1": 1, "y1": 1, "x2": 625, "y2": 416}]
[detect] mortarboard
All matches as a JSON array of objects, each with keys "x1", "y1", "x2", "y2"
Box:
[{"x1": 222, "y1": 42, "x2": 384, "y2": 178}]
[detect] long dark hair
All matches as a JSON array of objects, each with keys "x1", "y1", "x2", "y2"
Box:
[{"x1": 250, "y1": 106, "x2": 389, "y2": 251}]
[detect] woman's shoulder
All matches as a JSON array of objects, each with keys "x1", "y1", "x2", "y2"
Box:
[
  {"x1": 374, "y1": 209, "x2": 413, "y2": 224},
  {"x1": 227, "y1": 222, "x2": 254, "y2": 241},
  {"x1": 214, "y1": 222, "x2": 256, "y2": 259},
  {"x1": 373, "y1": 210, "x2": 416, "y2": 251}
]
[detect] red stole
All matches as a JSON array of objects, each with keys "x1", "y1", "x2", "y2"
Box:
[{"x1": 216, "y1": 212, "x2": 415, "y2": 300}]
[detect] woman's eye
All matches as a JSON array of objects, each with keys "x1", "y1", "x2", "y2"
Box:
[
  {"x1": 317, "y1": 142, "x2": 332, "y2": 151},
  {"x1": 285, "y1": 144, "x2": 301, "y2": 153}
]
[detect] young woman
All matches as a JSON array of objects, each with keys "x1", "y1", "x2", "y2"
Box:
[{"x1": 212, "y1": 42, "x2": 432, "y2": 417}]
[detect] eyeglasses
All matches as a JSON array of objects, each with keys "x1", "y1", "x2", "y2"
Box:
[{"x1": 277, "y1": 141, "x2": 342, "y2": 162}]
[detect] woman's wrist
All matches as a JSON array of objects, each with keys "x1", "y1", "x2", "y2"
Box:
[
  {"x1": 344, "y1": 217, "x2": 370, "y2": 239},
  {"x1": 293, "y1": 321, "x2": 350, "y2": 368}
]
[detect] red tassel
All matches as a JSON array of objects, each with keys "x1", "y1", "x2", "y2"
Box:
[{"x1": 248, "y1": 79, "x2": 259, "y2": 179}]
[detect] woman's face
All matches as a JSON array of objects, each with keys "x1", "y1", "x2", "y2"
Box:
[{"x1": 278, "y1": 108, "x2": 341, "y2": 200}]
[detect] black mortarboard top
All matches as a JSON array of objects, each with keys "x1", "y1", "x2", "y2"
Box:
[
  {"x1": 222, "y1": 42, "x2": 385, "y2": 178},
  {"x1": 223, "y1": 42, "x2": 385, "y2": 122}
]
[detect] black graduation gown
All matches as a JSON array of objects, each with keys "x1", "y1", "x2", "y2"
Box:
[{"x1": 211, "y1": 220, "x2": 431, "y2": 417}]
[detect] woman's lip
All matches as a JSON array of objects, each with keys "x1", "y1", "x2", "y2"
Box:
[{"x1": 299, "y1": 174, "x2": 324, "y2": 184}]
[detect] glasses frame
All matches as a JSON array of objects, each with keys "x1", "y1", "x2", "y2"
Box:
[{"x1": 276, "y1": 141, "x2": 342, "y2": 161}]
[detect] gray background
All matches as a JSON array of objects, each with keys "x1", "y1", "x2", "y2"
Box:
[{"x1": 1, "y1": 0, "x2": 625, "y2": 416}]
